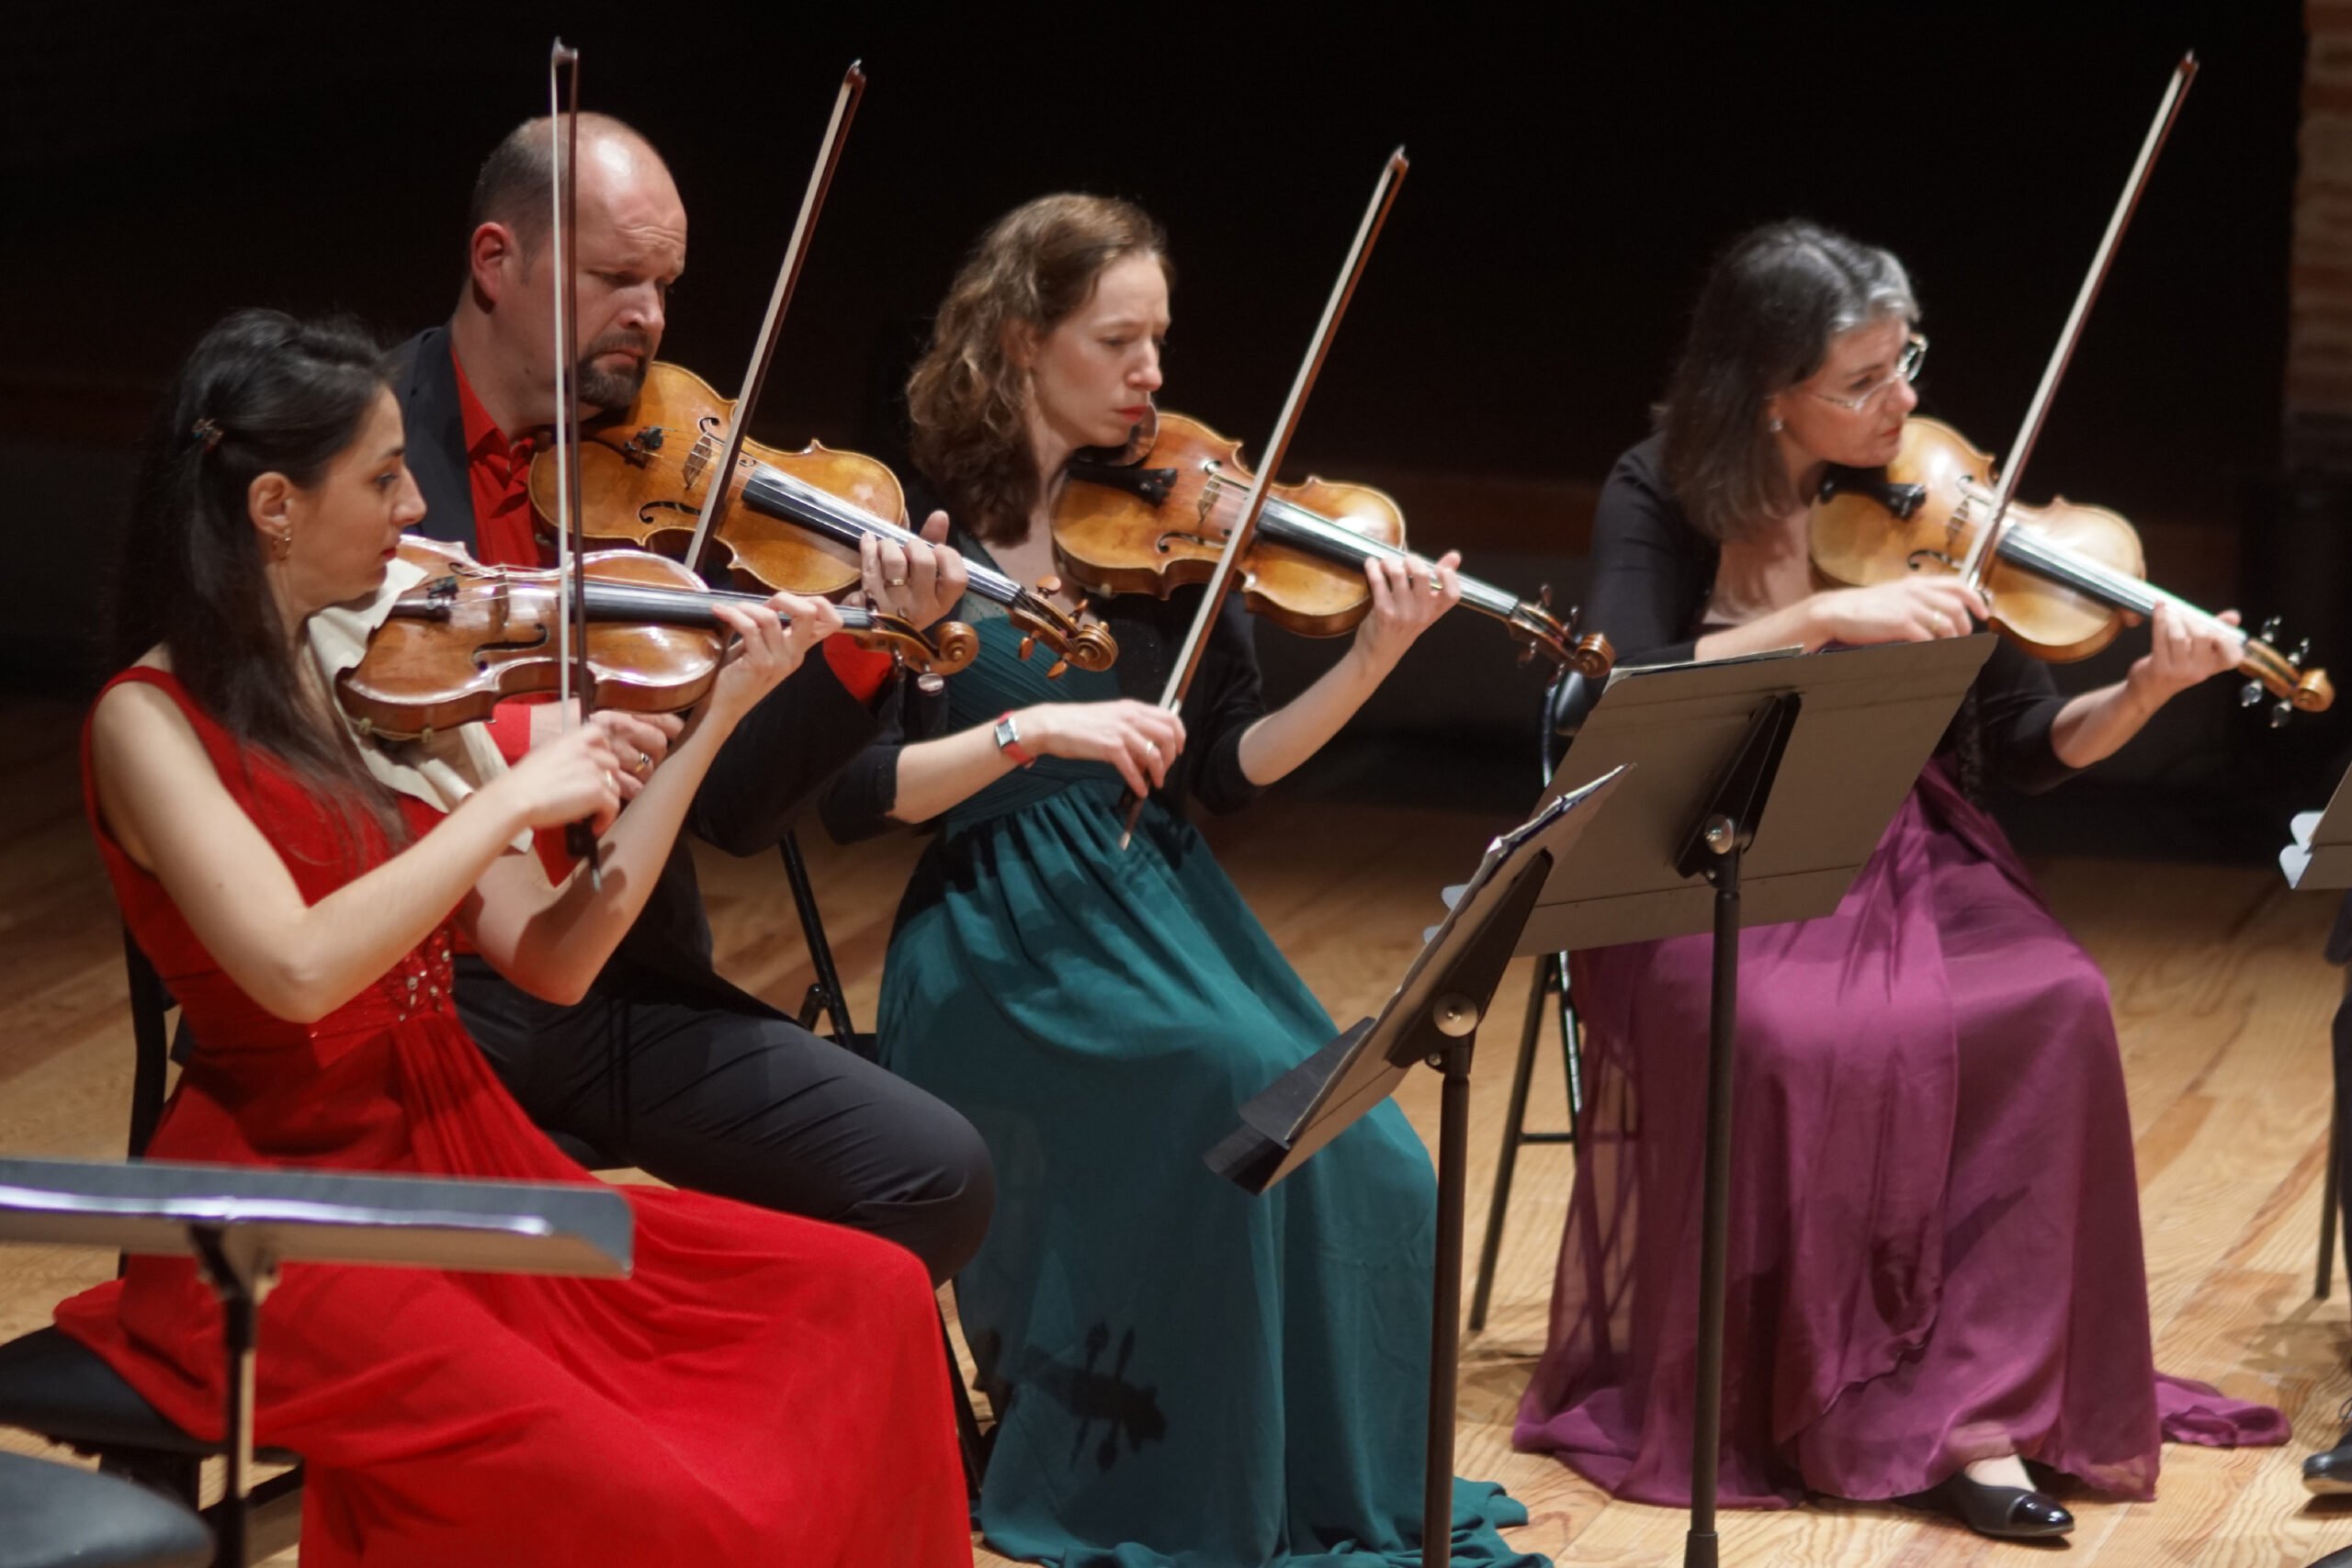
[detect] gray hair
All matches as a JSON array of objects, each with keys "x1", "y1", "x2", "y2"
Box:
[{"x1": 1657, "y1": 220, "x2": 1918, "y2": 543}]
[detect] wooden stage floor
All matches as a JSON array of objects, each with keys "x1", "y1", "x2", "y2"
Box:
[{"x1": 3, "y1": 694, "x2": 2350, "y2": 1565}]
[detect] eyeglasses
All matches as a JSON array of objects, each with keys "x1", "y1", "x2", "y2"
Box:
[{"x1": 1803, "y1": 333, "x2": 1928, "y2": 412}]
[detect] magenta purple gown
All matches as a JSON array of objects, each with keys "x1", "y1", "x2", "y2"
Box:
[{"x1": 1510, "y1": 434, "x2": 2286, "y2": 1506}]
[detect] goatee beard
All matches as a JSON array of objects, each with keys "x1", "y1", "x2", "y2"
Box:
[{"x1": 578, "y1": 355, "x2": 647, "y2": 412}]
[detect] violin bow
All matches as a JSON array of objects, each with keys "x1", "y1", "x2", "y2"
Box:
[
  {"x1": 683, "y1": 62, "x2": 868, "y2": 579},
  {"x1": 548, "y1": 39, "x2": 601, "y2": 882},
  {"x1": 1120, "y1": 147, "x2": 1410, "y2": 849},
  {"x1": 1959, "y1": 52, "x2": 2197, "y2": 592}
]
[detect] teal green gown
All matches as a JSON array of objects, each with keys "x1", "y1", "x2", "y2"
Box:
[{"x1": 858, "y1": 583, "x2": 1544, "y2": 1568}]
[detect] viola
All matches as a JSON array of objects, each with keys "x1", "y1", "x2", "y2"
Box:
[
  {"x1": 526, "y1": 361, "x2": 1118, "y2": 678},
  {"x1": 1057, "y1": 409, "x2": 1611, "y2": 678},
  {"x1": 339, "y1": 536, "x2": 977, "y2": 740},
  {"x1": 1811, "y1": 417, "x2": 2332, "y2": 719}
]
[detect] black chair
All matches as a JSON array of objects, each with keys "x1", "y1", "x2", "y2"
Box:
[
  {"x1": 0, "y1": 1450, "x2": 214, "y2": 1568},
  {"x1": 778, "y1": 829, "x2": 994, "y2": 1496},
  {"x1": 0, "y1": 930, "x2": 305, "y2": 1560},
  {"x1": 1466, "y1": 671, "x2": 1592, "y2": 1333}
]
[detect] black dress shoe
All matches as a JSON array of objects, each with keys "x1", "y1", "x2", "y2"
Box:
[
  {"x1": 2303, "y1": 1421, "x2": 2352, "y2": 1495},
  {"x1": 1916, "y1": 1472, "x2": 2075, "y2": 1539}
]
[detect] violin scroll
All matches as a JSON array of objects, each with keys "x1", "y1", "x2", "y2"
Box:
[
  {"x1": 2239, "y1": 616, "x2": 2335, "y2": 727},
  {"x1": 1005, "y1": 583, "x2": 1117, "y2": 676},
  {"x1": 1497, "y1": 585, "x2": 1616, "y2": 680}
]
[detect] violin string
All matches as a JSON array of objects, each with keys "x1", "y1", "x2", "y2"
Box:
[
  {"x1": 738, "y1": 465, "x2": 1032, "y2": 606},
  {"x1": 1947, "y1": 477, "x2": 2239, "y2": 639},
  {"x1": 1991, "y1": 524, "x2": 2237, "y2": 637},
  {"x1": 1201, "y1": 484, "x2": 1525, "y2": 621}
]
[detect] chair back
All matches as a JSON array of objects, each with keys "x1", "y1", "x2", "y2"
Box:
[{"x1": 121, "y1": 930, "x2": 174, "y2": 1161}]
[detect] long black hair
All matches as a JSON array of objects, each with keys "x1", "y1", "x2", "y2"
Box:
[
  {"x1": 1658, "y1": 220, "x2": 1917, "y2": 542},
  {"x1": 111, "y1": 308, "x2": 403, "y2": 836}
]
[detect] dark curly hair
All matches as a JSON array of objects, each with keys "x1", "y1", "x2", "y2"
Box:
[{"x1": 907, "y1": 194, "x2": 1170, "y2": 543}]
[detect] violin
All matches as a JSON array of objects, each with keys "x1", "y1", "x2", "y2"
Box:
[
  {"x1": 339, "y1": 536, "x2": 977, "y2": 741},
  {"x1": 526, "y1": 361, "x2": 1118, "y2": 677},
  {"x1": 1056, "y1": 409, "x2": 1612, "y2": 678},
  {"x1": 1812, "y1": 417, "x2": 2333, "y2": 719}
]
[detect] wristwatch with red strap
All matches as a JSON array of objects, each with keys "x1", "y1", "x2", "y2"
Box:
[{"x1": 993, "y1": 710, "x2": 1036, "y2": 768}]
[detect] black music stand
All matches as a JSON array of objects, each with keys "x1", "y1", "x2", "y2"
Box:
[
  {"x1": 1523, "y1": 634, "x2": 1988, "y2": 1568},
  {"x1": 0, "y1": 1157, "x2": 633, "y2": 1568},
  {"x1": 2283, "y1": 761, "x2": 2352, "y2": 894},
  {"x1": 1205, "y1": 765, "x2": 1629, "y2": 1568},
  {"x1": 2279, "y1": 762, "x2": 2352, "y2": 1301}
]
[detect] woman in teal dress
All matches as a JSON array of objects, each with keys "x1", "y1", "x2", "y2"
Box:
[{"x1": 822, "y1": 195, "x2": 1542, "y2": 1568}]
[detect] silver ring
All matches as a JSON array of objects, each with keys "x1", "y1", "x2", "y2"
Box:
[
  {"x1": 1426, "y1": 574, "x2": 1442, "y2": 593},
  {"x1": 634, "y1": 750, "x2": 652, "y2": 778},
  {"x1": 1145, "y1": 741, "x2": 1160, "y2": 757}
]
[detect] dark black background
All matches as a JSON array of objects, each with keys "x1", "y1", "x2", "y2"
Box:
[{"x1": 6, "y1": 2, "x2": 2330, "y2": 850}]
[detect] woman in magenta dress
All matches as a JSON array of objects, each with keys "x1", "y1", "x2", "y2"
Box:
[
  {"x1": 55, "y1": 308, "x2": 973, "y2": 1567},
  {"x1": 1510, "y1": 221, "x2": 2286, "y2": 1539}
]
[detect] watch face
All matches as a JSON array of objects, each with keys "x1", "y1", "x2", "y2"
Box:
[{"x1": 994, "y1": 717, "x2": 1017, "y2": 750}]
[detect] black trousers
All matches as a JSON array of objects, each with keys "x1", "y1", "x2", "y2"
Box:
[{"x1": 454, "y1": 956, "x2": 994, "y2": 1286}]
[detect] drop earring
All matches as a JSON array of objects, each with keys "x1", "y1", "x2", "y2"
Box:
[{"x1": 270, "y1": 528, "x2": 293, "y2": 562}]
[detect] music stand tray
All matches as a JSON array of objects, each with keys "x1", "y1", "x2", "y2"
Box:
[{"x1": 0, "y1": 1156, "x2": 632, "y2": 1567}]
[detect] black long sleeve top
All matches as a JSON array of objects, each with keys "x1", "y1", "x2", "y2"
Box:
[{"x1": 1590, "y1": 433, "x2": 2076, "y2": 797}]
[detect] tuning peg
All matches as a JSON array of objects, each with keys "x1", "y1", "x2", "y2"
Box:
[
  {"x1": 2241, "y1": 679, "x2": 2263, "y2": 708},
  {"x1": 2260, "y1": 615, "x2": 2282, "y2": 643},
  {"x1": 1046, "y1": 659, "x2": 1069, "y2": 679},
  {"x1": 1517, "y1": 645, "x2": 1535, "y2": 667},
  {"x1": 916, "y1": 672, "x2": 944, "y2": 695},
  {"x1": 1538, "y1": 583, "x2": 1555, "y2": 610},
  {"x1": 1016, "y1": 632, "x2": 1036, "y2": 662},
  {"x1": 2274, "y1": 698, "x2": 2294, "y2": 728},
  {"x1": 2296, "y1": 637, "x2": 2312, "y2": 668}
]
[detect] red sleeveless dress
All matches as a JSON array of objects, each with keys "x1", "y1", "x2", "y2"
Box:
[{"x1": 53, "y1": 668, "x2": 972, "y2": 1568}]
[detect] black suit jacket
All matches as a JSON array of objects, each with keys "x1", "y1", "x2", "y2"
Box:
[{"x1": 389, "y1": 325, "x2": 890, "y2": 1009}]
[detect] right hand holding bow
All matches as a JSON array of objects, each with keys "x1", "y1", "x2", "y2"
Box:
[
  {"x1": 495, "y1": 722, "x2": 626, "y2": 837},
  {"x1": 1814, "y1": 575, "x2": 1989, "y2": 647},
  {"x1": 1015, "y1": 700, "x2": 1187, "y2": 798}
]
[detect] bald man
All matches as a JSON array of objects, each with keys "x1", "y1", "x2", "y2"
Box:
[{"x1": 385, "y1": 113, "x2": 992, "y2": 1285}]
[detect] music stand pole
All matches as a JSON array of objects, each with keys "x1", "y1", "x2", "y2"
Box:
[
  {"x1": 190, "y1": 1226, "x2": 277, "y2": 1568},
  {"x1": 1420, "y1": 1010, "x2": 1476, "y2": 1561},
  {"x1": 1677, "y1": 694, "x2": 1800, "y2": 1568}
]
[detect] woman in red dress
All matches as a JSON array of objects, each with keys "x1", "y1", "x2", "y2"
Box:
[{"x1": 54, "y1": 308, "x2": 974, "y2": 1567}]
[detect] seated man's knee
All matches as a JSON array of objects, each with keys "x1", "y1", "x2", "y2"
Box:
[{"x1": 903, "y1": 1106, "x2": 995, "y2": 1285}]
